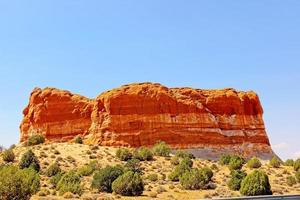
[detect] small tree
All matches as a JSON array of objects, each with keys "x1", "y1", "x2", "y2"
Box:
[
  {"x1": 269, "y1": 156, "x2": 281, "y2": 168},
  {"x1": 2, "y1": 149, "x2": 15, "y2": 163},
  {"x1": 77, "y1": 161, "x2": 99, "y2": 177},
  {"x1": 112, "y1": 171, "x2": 144, "y2": 196},
  {"x1": 45, "y1": 162, "x2": 61, "y2": 177},
  {"x1": 219, "y1": 154, "x2": 232, "y2": 165},
  {"x1": 284, "y1": 159, "x2": 294, "y2": 166},
  {"x1": 287, "y1": 176, "x2": 297, "y2": 186},
  {"x1": 294, "y1": 159, "x2": 300, "y2": 171},
  {"x1": 179, "y1": 168, "x2": 212, "y2": 190},
  {"x1": 247, "y1": 157, "x2": 262, "y2": 169},
  {"x1": 227, "y1": 170, "x2": 247, "y2": 191},
  {"x1": 91, "y1": 165, "x2": 124, "y2": 193},
  {"x1": 168, "y1": 157, "x2": 193, "y2": 181},
  {"x1": 124, "y1": 158, "x2": 142, "y2": 173},
  {"x1": 26, "y1": 135, "x2": 45, "y2": 146},
  {"x1": 116, "y1": 148, "x2": 132, "y2": 161},
  {"x1": 133, "y1": 147, "x2": 153, "y2": 161},
  {"x1": 296, "y1": 170, "x2": 300, "y2": 183},
  {"x1": 240, "y1": 170, "x2": 272, "y2": 196},
  {"x1": 19, "y1": 149, "x2": 40, "y2": 172},
  {"x1": 0, "y1": 165, "x2": 40, "y2": 200},
  {"x1": 175, "y1": 150, "x2": 195, "y2": 159},
  {"x1": 57, "y1": 170, "x2": 83, "y2": 195},
  {"x1": 152, "y1": 141, "x2": 171, "y2": 157},
  {"x1": 228, "y1": 155, "x2": 245, "y2": 170}
]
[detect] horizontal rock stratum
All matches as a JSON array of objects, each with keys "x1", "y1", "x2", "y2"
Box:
[{"x1": 20, "y1": 82, "x2": 275, "y2": 159}]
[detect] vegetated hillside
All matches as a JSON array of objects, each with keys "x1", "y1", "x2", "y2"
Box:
[{"x1": 0, "y1": 139, "x2": 299, "y2": 200}]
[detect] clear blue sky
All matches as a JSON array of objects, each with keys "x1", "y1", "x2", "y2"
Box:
[{"x1": 0, "y1": 1, "x2": 299, "y2": 160}]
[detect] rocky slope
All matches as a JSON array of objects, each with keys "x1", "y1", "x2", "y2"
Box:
[{"x1": 20, "y1": 82, "x2": 275, "y2": 159}]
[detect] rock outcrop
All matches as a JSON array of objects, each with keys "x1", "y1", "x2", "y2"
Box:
[{"x1": 20, "y1": 82, "x2": 275, "y2": 159}]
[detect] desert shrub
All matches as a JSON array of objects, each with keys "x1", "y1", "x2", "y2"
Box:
[
  {"x1": 0, "y1": 165, "x2": 40, "y2": 200},
  {"x1": 112, "y1": 171, "x2": 144, "y2": 196},
  {"x1": 50, "y1": 171, "x2": 64, "y2": 187},
  {"x1": 74, "y1": 136, "x2": 83, "y2": 144},
  {"x1": 240, "y1": 170, "x2": 272, "y2": 196},
  {"x1": 287, "y1": 176, "x2": 297, "y2": 186},
  {"x1": 219, "y1": 154, "x2": 232, "y2": 165},
  {"x1": 179, "y1": 167, "x2": 213, "y2": 190},
  {"x1": 247, "y1": 157, "x2": 262, "y2": 169},
  {"x1": 57, "y1": 170, "x2": 83, "y2": 195},
  {"x1": 227, "y1": 170, "x2": 247, "y2": 191},
  {"x1": 175, "y1": 150, "x2": 195, "y2": 159},
  {"x1": 124, "y1": 158, "x2": 142, "y2": 173},
  {"x1": 171, "y1": 156, "x2": 180, "y2": 165},
  {"x1": 45, "y1": 162, "x2": 61, "y2": 177},
  {"x1": 2, "y1": 149, "x2": 15, "y2": 163},
  {"x1": 26, "y1": 134, "x2": 45, "y2": 146},
  {"x1": 294, "y1": 159, "x2": 300, "y2": 171},
  {"x1": 284, "y1": 159, "x2": 294, "y2": 166},
  {"x1": 9, "y1": 144, "x2": 16, "y2": 149},
  {"x1": 228, "y1": 155, "x2": 245, "y2": 170},
  {"x1": 269, "y1": 156, "x2": 281, "y2": 168},
  {"x1": 168, "y1": 157, "x2": 193, "y2": 181},
  {"x1": 133, "y1": 147, "x2": 153, "y2": 161},
  {"x1": 116, "y1": 148, "x2": 132, "y2": 161},
  {"x1": 19, "y1": 149, "x2": 40, "y2": 172},
  {"x1": 147, "y1": 173, "x2": 158, "y2": 182},
  {"x1": 77, "y1": 161, "x2": 98, "y2": 177},
  {"x1": 296, "y1": 170, "x2": 300, "y2": 183},
  {"x1": 91, "y1": 165, "x2": 124, "y2": 193},
  {"x1": 152, "y1": 141, "x2": 171, "y2": 157}
]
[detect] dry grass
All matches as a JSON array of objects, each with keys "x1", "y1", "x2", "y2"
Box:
[{"x1": 0, "y1": 142, "x2": 299, "y2": 200}]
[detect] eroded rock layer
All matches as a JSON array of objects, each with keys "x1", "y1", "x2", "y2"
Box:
[{"x1": 20, "y1": 82, "x2": 274, "y2": 159}]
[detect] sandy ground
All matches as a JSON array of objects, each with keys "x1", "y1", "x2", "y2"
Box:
[{"x1": 1, "y1": 143, "x2": 300, "y2": 200}]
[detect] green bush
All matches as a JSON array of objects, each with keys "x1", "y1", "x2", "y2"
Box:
[
  {"x1": 219, "y1": 154, "x2": 232, "y2": 165},
  {"x1": 179, "y1": 167, "x2": 213, "y2": 190},
  {"x1": 57, "y1": 170, "x2": 83, "y2": 195},
  {"x1": 19, "y1": 149, "x2": 40, "y2": 172},
  {"x1": 283, "y1": 159, "x2": 294, "y2": 166},
  {"x1": 269, "y1": 156, "x2": 281, "y2": 168},
  {"x1": 26, "y1": 135, "x2": 45, "y2": 146},
  {"x1": 247, "y1": 157, "x2": 262, "y2": 169},
  {"x1": 124, "y1": 158, "x2": 142, "y2": 173},
  {"x1": 227, "y1": 170, "x2": 247, "y2": 191},
  {"x1": 294, "y1": 159, "x2": 300, "y2": 171},
  {"x1": 296, "y1": 170, "x2": 300, "y2": 183},
  {"x1": 74, "y1": 136, "x2": 83, "y2": 144},
  {"x1": 77, "y1": 161, "x2": 98, "y2": 177},
  {"x1": 133, "y1": 147, "x2": 153, "y2": 161},
  {"x1": 175, "y1": 150, "x2": 195, "y2": 159},
  {"x1": 228, "y1": 155, "x2": 245, "y2": 170},
  {"x1": 152, "y1": 141, "x2": 171, "y2": 157},
  {"x1": 112, "y1": 171, "x2": 144, "y2": 196},
  {"x1": 50, "y1": 171, "x2": 64, "y2": 187},
  {"x1": 240, "y1": 170, "x2": 272, "y2": 196},
  {"x1": 45, "y1": 162, "x2": 61, "y2": 177},
  {"x1": 116, "y1": 148, "x2": 132, "y2": 161},
  {"x1": 147, "y1": 173, "x2": 158, "y2": 182},
  {"x1": 287, "y1": 175, "x2": 297, "y2": 186},
  {"x1": 168, "y1": 157, "x2": 193, "y2": 181},
  {"x1": 2, "y1": 149, "x2": 15, "y2": 163},
  {"x1": 91, "y1": 165, "x2": 124, "y2": 193},
  {"x1": 0, "y1": 165, "x2": 40, "y2": 200}
]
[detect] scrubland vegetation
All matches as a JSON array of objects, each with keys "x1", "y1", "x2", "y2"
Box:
[{"x1": 0, "y1": 135, "x2": 300, "y2": 199}]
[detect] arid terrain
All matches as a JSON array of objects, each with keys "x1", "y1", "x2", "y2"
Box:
[{"x1": 1, "y1": 142, "x2": 299, "y2": 200}]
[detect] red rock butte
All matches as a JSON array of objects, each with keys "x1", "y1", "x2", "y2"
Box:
[{"x1": 20, "y1": 82, "x2": 275, "y2": 159}]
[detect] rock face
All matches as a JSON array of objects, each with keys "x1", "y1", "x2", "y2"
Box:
[{"x1": 20, "y1": 82, "x2": 275, "y2": 159}]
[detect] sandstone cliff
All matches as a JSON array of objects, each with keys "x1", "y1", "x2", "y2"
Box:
[{"x1": 20, "y1": 82, "x2": 275, "y2": 159}]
